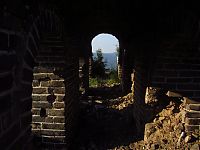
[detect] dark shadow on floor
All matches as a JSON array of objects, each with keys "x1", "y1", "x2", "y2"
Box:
[{"x1": 70, "y1": 85, "x2": 138, "y2": 150}]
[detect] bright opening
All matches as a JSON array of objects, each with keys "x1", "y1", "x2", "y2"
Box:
[
  {"x1": 90, "y1": 33, "x2": 120, "y2": 87},
  {"x1": 91, "y1": 33, "x2": 119, "y2": 70}
]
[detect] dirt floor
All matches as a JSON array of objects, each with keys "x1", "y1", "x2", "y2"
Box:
[{"x1": 71, "y1": 85, "x2": 200, "y2": 150}]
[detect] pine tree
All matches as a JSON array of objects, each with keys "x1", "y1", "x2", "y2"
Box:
[{"x1": 91, "y1": 49, "x2": 106, "y2": 78}]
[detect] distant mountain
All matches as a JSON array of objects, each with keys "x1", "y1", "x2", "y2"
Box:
[{"x1": 92, "y1": 52, "x2": 118, "y2": 70}]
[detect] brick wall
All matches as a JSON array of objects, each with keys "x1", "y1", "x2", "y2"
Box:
[
  {"x1": 130, "y1": 37, "x2": 200, "y2": 138},
  {"x1": 31, "y1": 32, "x2": 79, "y2": 148},
  {"x1": 151, "y1": 38, "x2": 200, "y2": 101},
  {"x1": 121, "y1": 49, "x2": 132, "y2": 94},
  {"x1": 0, "y1": 4, "x2": 69, "y2": 149},
  {"x1": 32, "y1": 35, "x2": 67, "y2": 147},
  {"x1": 0, "y1": 16, "x2": 34, "y2": 150},
  {"x1": 183, "y1": 98, "x2": 200, "y2": 135},
  {"x1": 131, "y1": 56, "x2": 149, "y2": 138},
  {"x1": 150, "y1": 37, "x2": 200, "y2": 134}
]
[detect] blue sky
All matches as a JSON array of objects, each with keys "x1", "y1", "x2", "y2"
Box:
[{"x1": 91, "y1": 33, "x2": 119, "y2": 53}]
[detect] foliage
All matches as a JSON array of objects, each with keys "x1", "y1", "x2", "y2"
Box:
[
  {"x1": 115, "y1": 45, "x2": 120, "y2": 56},
  {"x1": 89, "y1": 69, "x2": 120, "y2": 87},
  {"x1": 91, "y1": 49, "x2": 107, "y2": 79}
]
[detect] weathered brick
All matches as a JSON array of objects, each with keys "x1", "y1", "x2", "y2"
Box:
[
  {"x1": 32, "y1": 115, "x2": 45, "y2": 122},
  {"x1": 186, "y1": 104, "x2": 200, "y2": 111},
  {"x1": 32, "y1": 80, "x2": 40, "y2": 87},
  {"x1": 38, "y1": 129, "x2": 65, "y2": 136},
  {"x1": 32, "y1": 101, "x2": 52, "y2": 108},
  {"x1": 185, "y1": 118, "x2": 200, "y2": 125},
  {"x1": 185, "y1": 111, "x2": 200, "y2": 118},
  {"x1": 32, "y1": 123, "x2": 42, "y2": 129},
  {"x1": 42, "y1": 123, "x2": 65, "y2": 130},
  {"x1": 32, "y1": 87, "x2": 48, "y2": 94},
  {"x1": 33, "y1": 73, "x2": 47, "y2": 80},
  {"x1": 33, "y1": 67, "x2": 54, "y2": 73},
  {"x1": 56, "y1": 95, "x2": 65, "y2": 102},
  {"x1": 54, "y1": 87, "x2": 65, "y2": 94},
  {"x1": 32, "y1": 95, "x2": 47, "y2": 101},
  {"x1": 53, "y1": 102, "x2": 65, "y2": 109},
  {"x1": 54, "y1": 117, "x2": 65, "y2": 123},
  {"x1": 41, "y1": 80, "x2": 65, "y2": 87},
  {"x1": 45, "y1": 117, "x2": 54, "y2": 123},
  {"x1": 48, "y1": 109, "x2": 64, "y2": 116},
  {"x1": 32, "y1": 108, "x2": 40, "y2": 115},
  {"x1": 185, "y1": 125, "x2": 200, "y2": 133},
  {"x1": 42, "y1": 135, "x2": 66, "y2": 143},
  {"x1": 48, "y1": 74, "x2": 61, "y2": 80}
]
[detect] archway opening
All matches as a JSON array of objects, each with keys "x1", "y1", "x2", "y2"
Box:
[
  {"x1": 90, "y1": 33, "x2": 120, "y2": 87},
  {"x1": 76, "y1": 33, "x2": 137, "y2": 150}
]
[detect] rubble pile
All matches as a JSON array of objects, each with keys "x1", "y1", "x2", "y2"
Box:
[
  {"x1": 119, "y1": 100, "x2": 200, "y2": 150},
  {"x1": 108, "y1": 93, "x2": 134, "y2": 110},
  {"x1": 77, "y1": 85, "x2": 199, "y2": 150}
]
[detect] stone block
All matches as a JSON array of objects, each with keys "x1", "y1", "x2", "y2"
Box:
[
  {"x1": 32, "y1": 115, "x2": 45, "y2": 122},
  {"x1": 33, "y1": 87, "x2": 48, "y2": 94},
  {"x1": 32, "y1": 101, "x2": 52, "y2": 108},
  {"x1": 32, "y1": 80, "x2": 40, "y2": 87},
  {"x1": 54, "y1": 117, "x2": 65, "y2": 123},
  {"x1": 42, "y1": 135, "x2": 66, "y2": 143},
  {"x1": 53, "y1": 87, "x2": 65, "y2": 94},
  {"x1": 48, "y1": 109, "x2": 64, "y2": 116},
  {"x1": 185, "y1": 125, "x2": 200, "y2": 133},
  {"x1": 40, "y1": 80, "x2": 65, "y2": 87},
  {"x1": 185, "y1": 111, "x2": 200, "y2": 118},
  {"x1": 53, "y1": 102, "x2": 65, "y2": 109},
  {"x1": 185, "y1": 118, "x2": 200, "y2": 125},
  {"x1": 186, "y1": 104, "x2": 200, "y2": 111},
  {"x1": 40, "y1": 129, "x2": 65, "y2": 136},
  {"x1": 42, "y1": 123, "x2": 65, "y2": 130}
]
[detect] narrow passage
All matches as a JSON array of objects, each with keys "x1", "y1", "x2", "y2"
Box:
[{"x1": 72, "y1": 84, "x2": 137, "y2": 150}]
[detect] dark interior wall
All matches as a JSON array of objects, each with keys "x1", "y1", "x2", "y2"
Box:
[
  {"x1": 151, "y1": 37, "x2": 200, "y2": 101},
  {"x1": 0, "y1": 2, "x2": 68, "y2": 149},
  {"x1": 0, "y1": 1, "x2": 200, "y2": 148}
]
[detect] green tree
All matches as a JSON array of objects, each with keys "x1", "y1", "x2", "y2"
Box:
[{"x1": 91, "y1": 49, "x2": 106, "y2": 79}]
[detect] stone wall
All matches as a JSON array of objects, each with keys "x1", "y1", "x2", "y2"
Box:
[
  {"x1": 183, "y1": 98, "x2": 200, "y2": 135},
  {"x1": 151, "y1": 38, "x2": 200, "y2": 101},
  {"x1": 0, "y1": 4, "x2": 73, "y2": 149},
  {"x1": 0, "y1": 28, "x2": 33, "y2": 150},
  {"x1": 130, "y1": 37, "x2": 200, "y2": 138},
  {"x1": 131, "y1": 56, "x2": 148, "y2": 138},
  {"x1": 31, "y1": 27, "x2": 79, "y2": 149}
]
